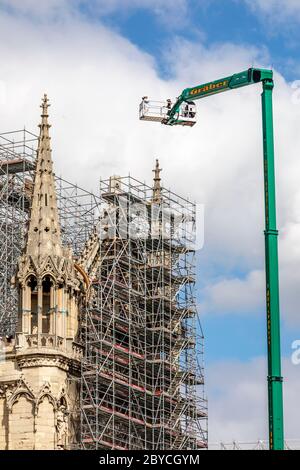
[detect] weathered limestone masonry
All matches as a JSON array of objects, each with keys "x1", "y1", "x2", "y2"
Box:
[{"x1": 0, "y1": 96, "x2": 85, "y2": 450}]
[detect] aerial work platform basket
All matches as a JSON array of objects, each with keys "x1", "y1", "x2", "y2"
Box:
[{"x1": 139, "y1": 97, "x2": 197, "y2": 126}]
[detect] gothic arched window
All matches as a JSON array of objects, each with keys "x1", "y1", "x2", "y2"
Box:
[
  {"x1": 42, "y1": 276, "x2": 53, "y2": 334},
  {"x1": 28, "y1": 276, "x2": 38, "y2": 334}
]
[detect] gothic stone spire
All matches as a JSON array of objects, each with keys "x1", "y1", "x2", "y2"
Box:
[{"x1": 25, "y1": 94, "x2": 63, "y2": 259}]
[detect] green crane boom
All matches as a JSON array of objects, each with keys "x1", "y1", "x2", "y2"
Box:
[{"x1": 140, "y1": 67, "x2": 284, "y2": 450}]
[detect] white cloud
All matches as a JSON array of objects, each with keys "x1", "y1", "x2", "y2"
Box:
[
  {"x1": 0, "y1": 0, "x2": 189, "y2": 27},
  {"x1": 200, "y1": 240, "x2": 300, "y2": 326},
  {"x1": 207, "y1": 356, "x2": 300, "y2": 446},
  {"x1": 0, "y1": 5, "x2": 300, "y2": 329},
  {"x1": 88, "y1": 0, "x2": 189, "y2": 27},
  {"x1": 244, "y1": 0, "x2": 300, "y2": 22},
  {"x1": 0, "y1": 1, "x2": 300, "y2": 446},
  {"x1": 200, "y1": 270, "x2": 265, "y2": 315},
  {"x1": 0, "y1": 0, "x2": 70, "y2": 18}
]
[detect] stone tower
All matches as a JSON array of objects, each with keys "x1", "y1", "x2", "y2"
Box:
[{"x1": 0, "y1": 95, "x2": 84, "y2": 450}]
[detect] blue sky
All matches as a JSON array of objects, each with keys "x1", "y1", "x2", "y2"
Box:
[
  {"x1": 91, "y1": 0, "x2": 300, "y2": 438},
  {"x1": 0, "y1": 0, "x2": 300, "y2": 442},
  {"x1": 79, "y1": 0, "x2": 300, "y2": 82},
  {"x1": 83, "y1": 0, "x2": 300, "y2": 438},
  {"x1": 95, "y1": 0, "x2": 300, "y2": 361}
]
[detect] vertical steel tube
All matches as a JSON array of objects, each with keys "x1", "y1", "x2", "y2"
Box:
[{"x1": 261, "y1": 78, "x2": 284, "y2": 450}]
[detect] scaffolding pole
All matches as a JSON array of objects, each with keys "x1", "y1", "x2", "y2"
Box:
[
  {"x1": 0, "y1": 129, "x2": 207, "y2": 450},
  {"x1": 80, "y1": 175, "x2": 207, "y2": 450}
]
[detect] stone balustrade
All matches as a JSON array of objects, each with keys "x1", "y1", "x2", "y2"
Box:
[{"x1": 15, "y1": 333, "x2": 83, "y2": 360}]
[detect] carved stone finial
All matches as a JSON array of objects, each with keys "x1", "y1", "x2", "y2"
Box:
[
  {"x1": 152, "y1": 158, "x2": 162, "y2": 203},
  {"x1": 40, "y1": 94, "x2": 50, "y2": 117}
]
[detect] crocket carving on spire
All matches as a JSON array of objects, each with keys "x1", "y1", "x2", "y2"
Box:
[
  {"x1": 16, "y1": 95, "x2": 84, "y2": 344},
  {"x1": 25, "y1": 94, "x2": 63, "y2": 259}
]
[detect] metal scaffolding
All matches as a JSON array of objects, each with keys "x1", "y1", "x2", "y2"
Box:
[
  {"x1": 0, "y1": 129, "x2": 207, "y2": 450},
  {"x1": 209, "y1": 439, "x2": 300, "y2": 450},
  {"x1": 0, "y1": 130, "x2": 37, "y2": 335},
  {"x1": 0, "y1": 129, "x2": 101, "y2": 335},
  {"x1": 81, "y1": 175, "x2": 207, "y2": 450}
]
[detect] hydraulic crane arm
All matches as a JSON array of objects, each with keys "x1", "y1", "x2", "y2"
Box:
[
  {"x1": 166, "y1": 68, "x2": 273, "y2": 125},
  {"x1": 139, "y1": 66, "x2": 284, "y2": 450}
]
